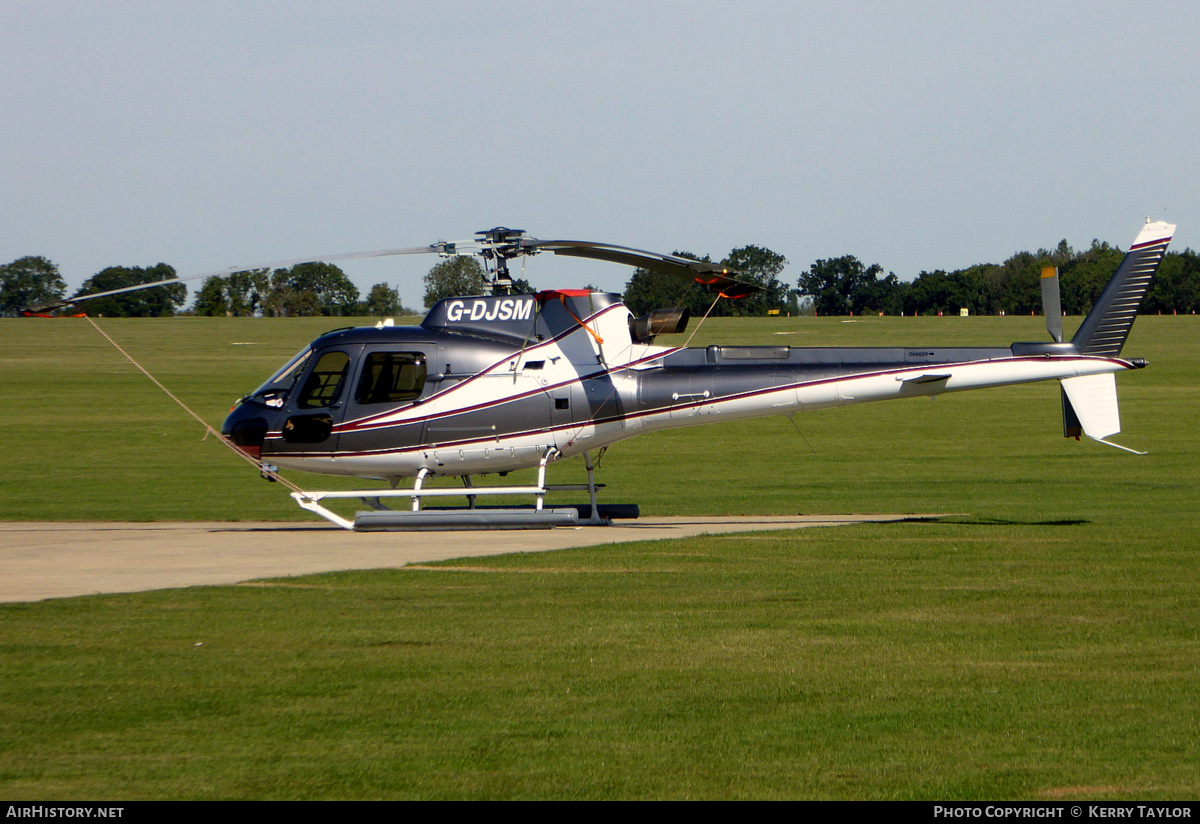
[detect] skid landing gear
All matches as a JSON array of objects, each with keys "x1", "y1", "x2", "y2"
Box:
[{"x1": 291, "y1": 450, "x2": 638, "y2": 531}]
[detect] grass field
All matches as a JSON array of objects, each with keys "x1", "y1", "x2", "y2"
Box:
[{"x1": 1, "y1": 312, "x2": 1197, "y2": 799}]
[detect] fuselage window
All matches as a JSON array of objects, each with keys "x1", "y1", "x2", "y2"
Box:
[
  {"x1": 355, "y1": 352, "x2": 427, "y2": 405},
  {"x1": 296, "y1": 350, "x2": 351, "y2": 409}
]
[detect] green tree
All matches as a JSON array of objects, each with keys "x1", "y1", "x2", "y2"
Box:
[
  {"x1": 192, "y1": 270, "x2": 271, "y2": 317},
  {"x1": 262, "y1": 262, "x2": 358, "y2": 317},
  {"x1": 508, "y1": 276, "x2": 536, "y2": 296},
  {"x1": 1177, "y1": 250, "x2": 1200, "y2": 314},
  {"x1": 624, "y1": 269, "x2": 699, "y2": 317},
  {"x1": 225, "y1": 269, "x2": 270, "y2": 316},
  {"x1": 363, "y1": 282, "x2": 402, "y2": 316},
  {"x1": 624, "y1": 248, "x2": 792, "y2": 318},
  {"x1": 721, "y1": 245, "x2": 789, "y2": 316},
  {"x1": 0, "y1": 256, "x2": 67, "y2": 316},
  {"x1": 192, "y1": 277, "x2": 229, "y2": 316},
  {"x1": 903, "y1": 267, "x2": 987, "y2": 315},
  {"x1": 423, "y1": 257, "x2": 489, "y2": 308},
  {"x1": 798, "y1": 256, "x2": 887, "y2": 316},
  {"x1": 1143, "y1": 249, "x2": 1200, "y2": 315},
  {"x1": 1059, "y1": 241, "x2": 1122, "y2": 315},
  {"x1": 993, "y1": 251, "x2": 1042, "y2": 315},
  {"x1": 862, "y1": 270, "x2": 903, "y2": 315},
  {"x1": 904, "y1": 270, "x2": 952, "y2": 315},
  {"x1": 622, "y1": 252, "x2": 722, "y2": 318},
  {"x1": 73, "y1": 264, "x2": 185, "y2": 317}
]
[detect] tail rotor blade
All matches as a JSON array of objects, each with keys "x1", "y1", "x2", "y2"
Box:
[{"x1": 1041, "y1": 266, "x2": 1063, "y2": 343}]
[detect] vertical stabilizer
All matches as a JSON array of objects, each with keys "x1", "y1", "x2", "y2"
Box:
[
  {"x1": 1060, "y1": 373, "x2": 1121, "y2": 440},
  {"x1": 1071, "y1": 220, "x2": 1175, "y2": 357},
  {"x1": 1060, "y1": 372, "x2": 1146, "y2": 454}
]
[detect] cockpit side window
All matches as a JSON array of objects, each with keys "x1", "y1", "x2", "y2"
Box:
[
  {"x1": 296, "y1": 350, "x2": 351, "y2": 409},
  {"x1": 247, "y1": 346, "x2": 312, "y2": 405},
  {"x1": 355, "y1": 352, "x2": 427, "y2": 405},
  {"x1": 262, "y1": 346, "x2": 312, "y2": 390}
]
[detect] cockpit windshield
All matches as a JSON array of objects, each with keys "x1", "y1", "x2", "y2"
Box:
[{"x1": 246, "y1": 345, "x2": 313, "y2": 407}]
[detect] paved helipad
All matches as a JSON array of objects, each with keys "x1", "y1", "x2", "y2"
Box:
[{"x1": 0, "y1": 515, "x2": 931, "y2": 603}]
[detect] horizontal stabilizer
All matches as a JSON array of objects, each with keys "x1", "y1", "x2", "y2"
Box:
[
  {"x1": 901, "y1": 373, "x2": 951, "y2": 384},
  {"x1": 1060, "y1": 373, "x2": 1121, "y2": 441}
]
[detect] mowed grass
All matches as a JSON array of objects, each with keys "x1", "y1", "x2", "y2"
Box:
[{"x1": 1, "y1": 312, "x2": 1198, "y2": 799}]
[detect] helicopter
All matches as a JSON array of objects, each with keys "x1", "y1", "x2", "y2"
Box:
[{"x1": 38, "y1": 221, "x2": 1176, "y2": 530}]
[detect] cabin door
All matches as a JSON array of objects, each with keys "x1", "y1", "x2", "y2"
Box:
[{"x1": 272, "y1": 345, "x2": 362, "y2": 457}]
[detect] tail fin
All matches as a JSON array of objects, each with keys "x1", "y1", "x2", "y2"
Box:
[{"x1": 1071, "y1": 220, "x2": 1175, "y2": 357}]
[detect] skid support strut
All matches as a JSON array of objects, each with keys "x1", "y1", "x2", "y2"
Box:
[{"x1": 289, "y1": 448, "x2": 628, "y2": 530}]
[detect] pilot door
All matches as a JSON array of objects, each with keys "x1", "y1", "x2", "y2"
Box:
[{"x1": 272, "y1": 345, "x2": 362, "y2": 456}]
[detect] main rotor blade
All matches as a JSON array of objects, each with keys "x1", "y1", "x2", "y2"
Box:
[
  {"x1": 529, "y1": 240, "x2": 763, "y2": 298},
  {"x1": 35, "y1": 245, "x2": 438, "y2": 312}
]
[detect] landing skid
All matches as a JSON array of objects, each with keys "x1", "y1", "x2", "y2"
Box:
[{"x1": 291, "y1": 450, "x2": 638, "y2": 531}]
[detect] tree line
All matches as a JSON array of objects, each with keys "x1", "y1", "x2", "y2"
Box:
[
  {"x1": 796, "y1": 241, "x2": 1200, "y2": 317},
  {"x1": 4, "y1": 237, "x2": 1199, "y2": 318},
  {"x1": 0, "y1": 254, "x2": 529, "y2": 318},
  {"x1": 191, "y1": 264, "x2": 410, "y2": 318},
  {"x1": 624, "y1": 240, "x2": 1200, "y2": 318},
  {"x1": 0, "y1": 257, "x2": 414, "y2": 318}
]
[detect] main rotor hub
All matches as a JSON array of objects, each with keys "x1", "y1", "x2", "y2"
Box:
[{"x1": 475, "y1": 227, "x2": 536, "y2": 294}]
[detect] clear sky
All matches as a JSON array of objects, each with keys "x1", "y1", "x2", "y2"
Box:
[{"x1": 4, "y1": 0, "x2": 1196, "y2": 310}]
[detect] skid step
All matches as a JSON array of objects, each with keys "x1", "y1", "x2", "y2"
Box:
[
  {"x1": 353, "y1": 507, "x2": 580, "y2": 532},
  {"x1": 385, "y1": 503, "x2": 640, "y2": 521}
]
